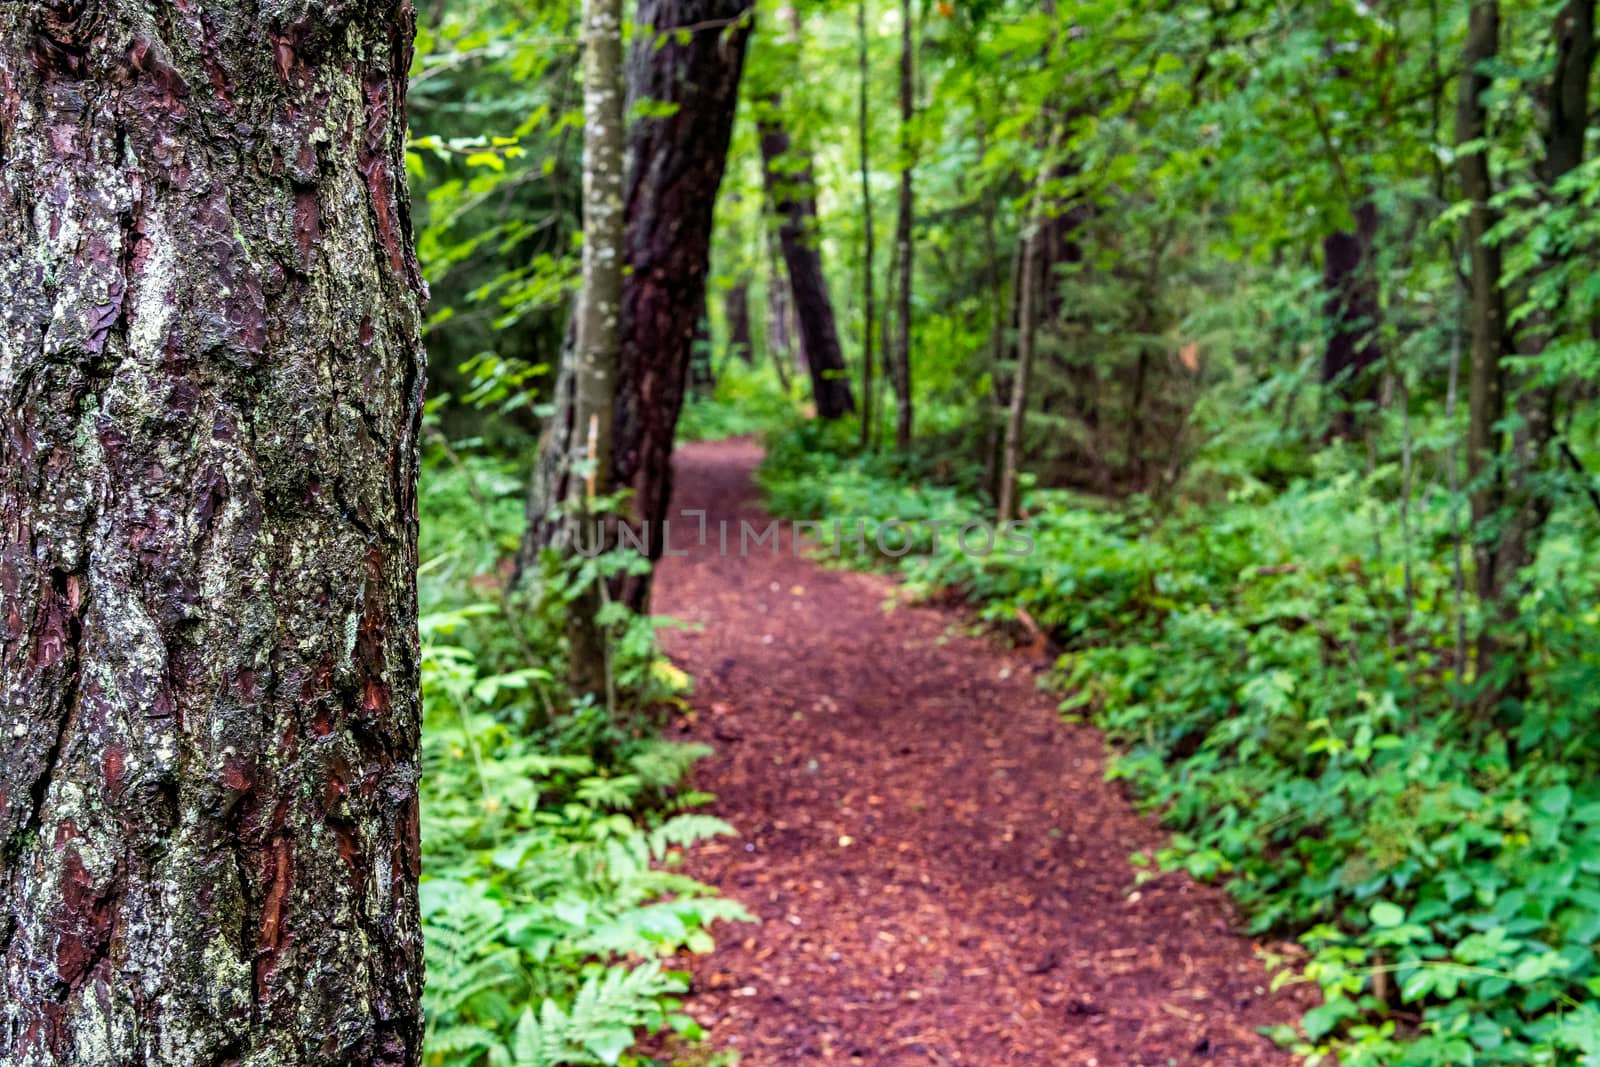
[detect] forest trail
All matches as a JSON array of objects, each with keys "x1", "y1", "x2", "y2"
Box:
[{"x1": 652, "y1": 438, "x2": 1307, "y2": 1067}]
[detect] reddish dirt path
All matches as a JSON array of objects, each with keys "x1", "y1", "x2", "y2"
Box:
[{"x1": 652, "y1": 438, "x2": 1305, "y2": 1066}]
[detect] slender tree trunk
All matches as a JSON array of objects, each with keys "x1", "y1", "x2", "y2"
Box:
[
  {"x1": 999, "y1": 230, "x2": 1041, "y2": 525},
  {"x1": 1125, "y1": 226, "x2": 1170, "y2": 491},
  {"x1": 522, "y1": 0, "x2": 752, "y2": 614},
  {"x1": 0, "y1": 4, "x2": 427, "y2": 1064},
  {"x1": 858, "y1": 0, "x2": 879, "y2": 450},
  {"x1": 561, "y1": 0, "x2": 627, "y2": 698},
  {"x1": 879, "y1": 227, "x2": 901, "y2": 445},
  {"x1": 725, "y1": 278, "x2": 755, "y2": 364},
  {"x1": 1457, "y1": 1, "x2": 1508, "y2": 611},
  {"x1": 759, "y1": 110, "x2": 857, "y2": 418},
  {"x1": 891, "y1": 0, "x2": 916, "y2": 450},
  {"x1": 972, "y1": 178, "x2": 1011, "y2": 502},
  {"x1": 999, "y1": 123, "x2": 1064, "y2": 524}
]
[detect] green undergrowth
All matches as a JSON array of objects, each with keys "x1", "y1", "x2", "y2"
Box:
[
  {"x1": 418, "y1": 441, "x2": 751, "y2": 1067},
  {"x1": 677, "y1": 359, "x2": 805, "y2": 443},
  {"x1": 757, "y1": 420, "x2": 1600, "y2": 1066}
]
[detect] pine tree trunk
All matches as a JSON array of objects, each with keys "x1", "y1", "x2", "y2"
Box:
[
  {"x1": 522, "y1": 0, "x2": 752, "y2": 614},
  {"x1": 0, "y1": 4, "x2": 427, "y2": 1064},
  {"x1": 759, "y1": 110, "x2": 857, "y2": 419},
  {"x1": 891, "y1": 0, "x2": 915, "y2": 450}
]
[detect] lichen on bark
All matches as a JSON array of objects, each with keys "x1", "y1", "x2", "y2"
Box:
[{"x1": 0, "y1": 2, "x2": 427, "y2": 1064}]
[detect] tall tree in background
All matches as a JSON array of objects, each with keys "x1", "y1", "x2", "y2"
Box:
[
  {"x1": 1317, "y1": 48, "x2": 1383, "y2": 440},
  {"x1": 760, "y1": 106, "x2": 857, "y2": 418},
  {"x1": 0, "y1": 3, "x2": 427, "y2": 1063},
  {"x1": 999, "y1": 120, "x2": 1065, "y2": 525},
  {"x1": 858, "y1": 0, "x2": 879, "y2": 449},
  {"x1": 524, "y1": 0, "x2": 753, "y2": 613},
  {"x1": 890, "y1": 0, "x2": 916, "y2": 449},
  {"x1": 999, "y1": 227, "x2": 1042, "y2": 526},
  {"x1": 1457, "y1": 2, "x2": 1508, "y2": 619}
]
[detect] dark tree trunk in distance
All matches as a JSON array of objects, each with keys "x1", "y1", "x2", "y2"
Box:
[
  {"x1": 891, "y1": 0, "x2": 915, "y2": 450},
  {"x1": 857, "y1": 0, "x2": 878, "y2": 450},
  {"x1": 522, "y1": 0, "x2": 752, "y2": 614},
  {"x1": 759, "y1": 111, "x2": 857, "y2": 419},
  {"x1": 1457, "y1": 1, "x2": 1508, "y2": 597},
  {"x1": 1321, "y1": 199, "x2": 1382, "y2": 437},
  {"x1": 725, "y1": 278, "x2": 755, "y2": 363},
  {"x1": 0, "y1": 3, "x2": 427, "y2": 1064}
]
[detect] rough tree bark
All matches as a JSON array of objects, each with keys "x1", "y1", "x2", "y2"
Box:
[
  {"x1": 759, "y1": 109, "x2": 857, "y2": 419},
  {"x1": 522, "y1": 0, "x2": 752, "y2": 614},
  {"x1": 890, "y1": 0, "x2": 915, "y2": 450},
  {"x1": 0, "y1": 3, "x2": 427, "y2": 1065}
]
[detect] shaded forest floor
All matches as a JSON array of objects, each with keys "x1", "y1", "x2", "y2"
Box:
[{"x1": 649, "y1": 438, "x2": 1309, "y2": 1066}]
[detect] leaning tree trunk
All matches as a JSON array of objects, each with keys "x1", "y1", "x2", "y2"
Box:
[
  {"x1": 759, "y1": 109, "x2": 857, "y2": 419},
  {"x1": 0, "y1": 4, "x2": 427, "y2": 1065},
  {"x1": 522, "y1": 0, "x2": 752, "y2": 614}
]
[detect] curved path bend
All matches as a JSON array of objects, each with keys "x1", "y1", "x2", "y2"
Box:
[{"x1": 653, "y1": 438, "x2": 1306, "y2": 1067}]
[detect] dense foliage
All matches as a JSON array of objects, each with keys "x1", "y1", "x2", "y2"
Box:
[{"x1": 403, "y1": 0, "x2": 1600, "y2": 1062}]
